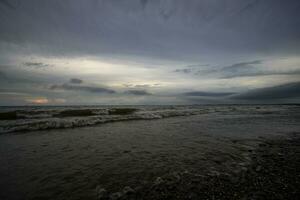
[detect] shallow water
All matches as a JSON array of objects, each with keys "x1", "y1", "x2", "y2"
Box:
[
  {"x1": 0, "y1": 105, "x2": 299, "y2": 199},
  {"x1": 0, "y1": 105, "x2": 297, "y2": 133}
]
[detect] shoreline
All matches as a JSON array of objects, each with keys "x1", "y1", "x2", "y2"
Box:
[
  {"x1": 95, "y1": 133, "x2": 300, "y2": 200},
  {"x1": 0, "y1": 110, "x2": 299, "y2": 200}
]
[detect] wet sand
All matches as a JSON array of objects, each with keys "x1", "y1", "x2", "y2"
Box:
[
  {"x1": 0, "y1": 108, "x2": 299, "y2": 200},
  {"x1": 129, "y1": 133, "x2": 300, "y2": 200}
]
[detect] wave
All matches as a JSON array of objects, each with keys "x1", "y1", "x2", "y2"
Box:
[
  {"x1": 0, "y1": 107, "x2": 205, "y2": 133},
  {"x1": 0, "y1": 105, "x2": 298, "y2": 134}
]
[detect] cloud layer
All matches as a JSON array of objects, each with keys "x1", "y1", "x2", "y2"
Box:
[
  {"x1": 1, "y1": 0, "x2": 300, "y2": 60},
  {"x1": 232, "y1": 82, "x2": 300, "y2": 100},
  {"x1": 0, "y1": 0, "x2": 300, "y2": 105}
]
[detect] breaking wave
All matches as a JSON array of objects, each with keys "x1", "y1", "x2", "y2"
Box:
[
  {"x1": 0, "y1": 105, "x2": 298, "y2": 133},
  {"x1": 0, "y1": 107, "x2": 205, "y2": 133}
]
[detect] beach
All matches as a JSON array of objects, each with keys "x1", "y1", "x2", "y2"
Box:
[{"x1": 0, "y1": 105, "x2": 299, "y2": 199}]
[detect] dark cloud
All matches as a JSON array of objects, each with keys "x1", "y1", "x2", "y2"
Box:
[
  {"x1": 69, "y1": 78, "x2": 83, "y2": 84},
  {"x1": 186, "y1": 60, "x2": 263, "y2": 76},
  {"x1": 140, "y1": 0, "x2": 148, "y2": 9},
  {"x1": 221, "y1": 69, "x2": 300, "y2": 79},
  {"x1": 232, "y1": 82, "x2": 300, "y2": 100},
  {"x1": 214, "y1": 60, "x2": 264, "y2": 78},
  {"x1": 235, "y1": 0, "x2": 259, "y2": 15},
  {"x1": 123, "y1": 83, "x2": 159, "y2": 88},
  {"x1": 0, "y1": 0, "x2": 17, "y2": 9},
  {"x1": 0, "y1": 0, "x2": 300, "y2": 105},
  {"x1": 0, "y1": 65, "x2": 45, "y2": 84},
  {"x1": 220, "y1": 60, "x2": 262, "y2": 71},
  {"x1": 23, "y1": 62, "x2": 50, "y2": 69},
  {"x1": 176, "y1": 60, "x2": 300, "y2": 79},
  {"x1": 183, "y1": 91, "x2": 236, "y2": 97},
  {"x1": 125, "y1": 90, "x2": 151, "y2": 95},
  {"x1": 0, "y1": 0, "x2": 299, "y2": 60},
  {"x1": 216, "y1": 60, "x2": 300, "y2": 79},
  {"x1": 174, "y1": 64, "x2": 210, "y2": 74},
  {"x1": 50, "y1": 83, "x2": 115, "y2": 94},
  {"x1": 174, "y1": 68, "x2": 193, "y2": 74},
  {"x1": 0, "y1": 70, "x2": 5, "y2": 78}
]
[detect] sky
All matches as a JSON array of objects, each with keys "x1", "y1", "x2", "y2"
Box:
[{"x1": 0, "y1": 0, "x2": 300, "y2": 105}]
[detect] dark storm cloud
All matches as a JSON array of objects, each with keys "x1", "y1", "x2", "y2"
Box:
[
  {"x1": 174, "y1": 64, "x2": 210, "y2": 73},
  {"x1": 50, "y1": 83, "x2": 115, "y2": 94},
  {"x1": 215, "y1": 60, "x2": 300, "y2": 79},
  {"x1": 232, "y1": 82, "x2": 300, "y2": 100},
  {"x1": 0, "y1": 0, "x2": 299, "y2": 60},
  {"x1": 174, "y1": 68, "x2": 193, "y2": 74},
  {"x1": 23, "y1": 62, "x2": 51, "y2": 69},
  {"x1": 183, "y1": 91, "x2": 236, "y2": 97},
  {"x1": 220, "y1": 69, "x2": 300, "y2": 79},
  {"x1": 215, "y1": 60, "x2": 267, "y2": 78},
  {"x1": 69, "y1": 78, "x2": 83, "y2": 84},
  {"x1": 175, "y1": 60, "x2": 300, "y2": 79},
  {"x1": 219, "y1": 60, "x2": 262, "y2": 72},
  {"x1": 125, "y1": 90, "x2": 151, "y2": 95},
  {"x1": 174, "y1": 61, "x2": 263, "y2": 76}
]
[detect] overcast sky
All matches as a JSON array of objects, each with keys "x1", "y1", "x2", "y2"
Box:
[{"x1": 0, "y1": 0, "x2": 300, "y2": 105}]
